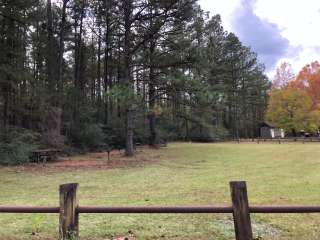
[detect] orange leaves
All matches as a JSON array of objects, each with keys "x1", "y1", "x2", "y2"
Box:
[
  {"x1": 295, "y1": 61, "x2": 320, "y2": 109},
  {"x1": 273, "y1": 60, "x2": 320, "y2": 110},
  {"x1": 266, "y1": 88, "x2": 313, "y2": 132},
  {"x1": 267, "y1": 61, "x2": 320, "y2": 133}
]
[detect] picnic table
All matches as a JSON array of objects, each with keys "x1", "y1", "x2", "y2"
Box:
[{"x1": 31, "y1": 149, "x2": 60, "y2": 163}]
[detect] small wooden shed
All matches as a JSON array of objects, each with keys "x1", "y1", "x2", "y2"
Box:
[{"x1": 260, "y1": 122, "x2": 284, "y2": 139}]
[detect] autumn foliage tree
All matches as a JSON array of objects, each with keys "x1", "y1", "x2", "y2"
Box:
[
  {"x1": 291, "y1": 61, "x2": 320, "y2": 109},
  {"x1": 267, "y1": 61, "x2": 320, "y2": 135},
  {"x1": 267, "y1": 88, "x2": 314, "y2": 134},
  {"x1": 272, "y1": 62, "x2": 295, "y2": 89}
]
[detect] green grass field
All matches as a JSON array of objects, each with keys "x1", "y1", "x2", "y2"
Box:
[{"x1": 1, "y1": 142, "x2": 320, "y2": 239}]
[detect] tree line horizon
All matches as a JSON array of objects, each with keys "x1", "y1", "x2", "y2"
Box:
[{"x1": 0, "y1": 0, "x2": 282, "y2": 163}]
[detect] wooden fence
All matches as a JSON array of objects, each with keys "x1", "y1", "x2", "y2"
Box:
[
  {"x1": 1, "y1": 181, "x2": 320, "y2": 240},
  {"x1": 235, "y1": 137, "x2": 320, "y2": 144}
]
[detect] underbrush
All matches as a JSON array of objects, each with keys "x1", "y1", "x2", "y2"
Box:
[{"x1": 0, "y1": 127, "x2": 39, "y2": 165}]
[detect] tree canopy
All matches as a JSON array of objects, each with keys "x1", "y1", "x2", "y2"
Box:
[
  {"x1": 267, "y1": 61, "x2": 320, "y2": 135},
  {"x1": 0, "y1": 0, "x2": 270, "y2": 163}
]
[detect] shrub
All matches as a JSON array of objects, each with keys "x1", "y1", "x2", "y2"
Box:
[
  {"x1": 0, "y1": 127, "x2": 39, "y2": 165},
  {"x1": 102, "y1": 121, "x2": 126, "y2": 150},
  {"x1": 189, "y1": 124, "x2": 229, "y2": 142},
  {"x1": 69, "y1": 123, "x2": 106, "y2": 151}
]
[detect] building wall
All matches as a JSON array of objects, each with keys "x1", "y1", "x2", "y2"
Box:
[
  {"x1": 260, "y1": 127, "x2": 272, "y2": 138},
  {"x1": 260, "y1": 127, "x2": 284, "y2": 138},
  {"x1": 270, "y1": 129, "x2": 275, "y2": 138},
  {"x1": 274, "y1": 129, "x2": 285, "y2": 138}
]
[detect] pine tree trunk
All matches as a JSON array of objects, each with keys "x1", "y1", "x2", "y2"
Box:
[
  {"x1": 73, "y1": 0, "x2": 85, "y2": 129},
  {"x1": 125, "y1": 108, "x2": 134, "y2": 155},
  {"x1": 148, "y1": 5, "x2": 158, "y2": 146},
  {"x1": 90, "y1": 37, "x2": 96, "y2": 102},
  {"x1": 148, "y1": 63, "x2": 157, "y2": 145},
  {"x1": 123, "y1": 0, "x2": 134, "y2": 156},
  {"x1": 97, "y1": 20, "x2": 102, "y2": 107},
  {"x1": 46, "y1": 0, "x2": 56, "y2": 97},
  {"x1": 57, "y1": 0, "x2": 68, "y2": 102}
]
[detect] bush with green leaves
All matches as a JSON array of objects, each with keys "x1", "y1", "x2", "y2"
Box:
[
  {"x1": 0, "y1": 127, "x2": 39, "y2": 165},
  {"x1": 69, "y1": 123, "x2": 106, "y2": 151},
  {"x1": 188, "y1": 124, "x2": 229, "y2": 142}
]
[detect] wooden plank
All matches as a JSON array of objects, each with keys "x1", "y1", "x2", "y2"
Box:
[
  {"x1": 33, "y1": 148, "x2": 59, "y2": 153},
  {"x1": 59, "y1": 183, "x2": 79, "y2": 240},
  {"x1": 230, "y1": 181, "x2": 253, "y2": 240},
  {"x1": 31, "y1": 149, "x2": 60, "y2": 163}
]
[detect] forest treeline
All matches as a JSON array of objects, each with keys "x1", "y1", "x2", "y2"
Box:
[{"x1": 0, "y1": 0, "x2": 270, "y2": 163}]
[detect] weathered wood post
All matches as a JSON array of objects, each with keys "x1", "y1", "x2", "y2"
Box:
[
  {"x1": 230, "y1": 181, "x2": 253, "y2": 240},
  {"x1": 59, "y1": 183, "x2": 79, "y2": 240}
]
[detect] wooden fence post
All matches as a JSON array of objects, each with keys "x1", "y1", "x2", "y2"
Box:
[
  {"x1": 59, "y1": 183, "x2": 79, "y2": 240},
  {"x1": 230, "y1": 181, "x2": 253, "y2": 240}
]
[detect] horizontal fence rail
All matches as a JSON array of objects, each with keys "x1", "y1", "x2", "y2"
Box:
[
  {"x1": 0, "y1": 206, "x2": 59, "y2": 213},
  {"x1": 2, "y1": 205, "x2": 320, "y2": 214},
  {"x1": 77, "y1": 206, "x2": 233, "y2": 214},
  {"x1": 1, "y1": 182, "x2": 320, "y2": 240},
  {"x1": 235, "y1": 137, "x2": 320, "y2": 144},
  {"x1": 250, "y1": 205, "x2": 320, "y2": 213}
]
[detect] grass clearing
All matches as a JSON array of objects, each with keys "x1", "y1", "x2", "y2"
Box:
[{"x1": 1, "y1": 142, "x2": 320, "y2": 239}]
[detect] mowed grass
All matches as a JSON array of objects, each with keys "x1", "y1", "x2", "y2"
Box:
[{"x1": 1, "y1": 142, "x2": 320, "y2": 239}]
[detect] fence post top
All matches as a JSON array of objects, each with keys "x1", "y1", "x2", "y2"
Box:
[
  {"x1": 229, "y1": 181, "x2": 247, "y2": 187},
  {"x1": 59, "y1": 183, "x2": 79, "y2": 191}
]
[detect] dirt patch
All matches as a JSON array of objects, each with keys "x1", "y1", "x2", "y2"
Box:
[
  {"x1": 214, "y1": 217, "x2": 280, "y2": 239},
  {"x1": 3, "y1": 147, "x2": 163, "y2": 174}
]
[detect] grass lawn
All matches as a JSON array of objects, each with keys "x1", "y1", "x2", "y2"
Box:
[{"x1": 1, "y1": 142, "x2": 320, "y2": 239}]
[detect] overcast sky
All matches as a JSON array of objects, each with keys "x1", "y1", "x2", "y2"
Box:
[{"x1": 199, "y1": 0, "x2": 320, "y2": 78}]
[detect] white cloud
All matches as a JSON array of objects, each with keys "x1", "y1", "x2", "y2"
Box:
[
  {"x1": 255, "y1": 0, "x2": 320, "y2": 46},
  {"x1": 198, "y1": 0, "x2": 240, "y2": 30},
  {"x1": 255, "y1": 0, "x2": 320, "y2": 77},
  {"x1": 199, "y1": 0, "x2": 320, "y2": 78},
  {"x1": 230, "y1": 0, "x2": 290, "y2": 71}
]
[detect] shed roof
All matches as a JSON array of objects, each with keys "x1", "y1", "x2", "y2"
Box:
[{"x1": 260, "y1": 122, "x2": 275, "y2": 128}]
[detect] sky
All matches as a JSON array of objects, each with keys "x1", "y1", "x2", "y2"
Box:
[{"x1": 199, "y1": 0, "x2": 320, "y2": 78}]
